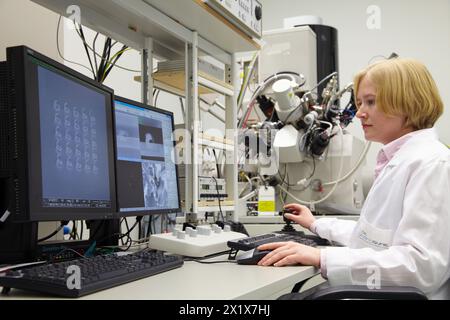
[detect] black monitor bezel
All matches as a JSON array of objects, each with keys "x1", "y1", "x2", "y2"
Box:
[
  {"x1": 114, "y1": 95, "x2": 182, "y2": 217},
  {"x1": 6, "y1": 45, "x2": 117, "y2": 222}
]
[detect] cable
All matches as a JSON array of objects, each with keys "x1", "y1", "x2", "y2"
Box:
[
  {"x1": 237, "y1": 52, "x2": 259, "y2": 113},
  {"x1": 101, "y1": 45, "x2": 130, "y2": 82},
  {"x1": 80, "y1": 220, "x2": 84, "y2": 240},
  {"x1": 212, "y1": 176, "x2": 225, "y2": 222},
  {"x1": 37, "y1": 222, "x2": 66, "y2": 243},
  {"x1": 212, "y1": 149, "x2": 221, "y2": 179},
  {"x1": 64, "y1": 16, "x2": 140, "y2": 73},
  {"x1": 154, "y1": 89, "x2": 161, "y2": 106},
  {"x1": 50, "y1": 248, "x2": 85, "y2": 262},
  {"x1": 92, "y1": 32, "x2": 100, "y2": 76},
  {"x1": 74, "y1": 21, "x2": 96, "y2": 79},
  {"x1": 146, "y1": 215, "x2": 153, "y2": 239},
  {"x1": 309, "y1": 71, "x2": 338, "y2": 94},
  {"x1": 179, "y1": 97, "x2": 186, "y2": 123},
  {"x1": 322, "y1": 141, "x2": 372, "y2": 186},
  {"x1": 56, "y1": 16, "x2": 93, "y2": 74},
  {"x1": 186, "y1": 259, "x2": 237, "y2": 264},
  {"x1": 94, "y1": 217, "x2": 141, "y2": 245},
  {"x1": 239, "y1": 72, "x2": 302, "y2": 128}
]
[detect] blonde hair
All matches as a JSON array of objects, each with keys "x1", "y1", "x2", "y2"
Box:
[{"x1": 353, "y1": 58, "x2": 443, "y2": 130}]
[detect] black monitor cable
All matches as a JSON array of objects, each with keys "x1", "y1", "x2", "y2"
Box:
[
  {"x1": 37, "y1": 221, "x2": 68, "y2": 243},
  {"x1": 123, "y1": 217, "x2": 133, "y2": 248},
  {"x1": 95, "y1": 216, "x2": 142, "y2": 250}
]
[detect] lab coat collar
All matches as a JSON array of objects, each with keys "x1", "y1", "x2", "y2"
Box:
[{"x1": 385, "y1": 128, "x2": 439, "y2": 167}]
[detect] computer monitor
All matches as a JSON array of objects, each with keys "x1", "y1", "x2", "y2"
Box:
[
  {"x1": 114, "y1": 96, "x2": 181, "y2": 216},
  {"x1": 0, "y1": 46, "x2": 117, "y2": 222}
]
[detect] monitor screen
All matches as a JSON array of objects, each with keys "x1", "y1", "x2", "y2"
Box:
[
  {"x1": 3, "y1": 46, "x2": 117, "y2": 221},
  {"x1": 114, "y1": 96, "x2": 180, "y2": 215}
]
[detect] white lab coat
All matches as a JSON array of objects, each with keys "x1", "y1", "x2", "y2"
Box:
[{"x1": 313, "y1": 128, "x2": 450, "y2": 299}]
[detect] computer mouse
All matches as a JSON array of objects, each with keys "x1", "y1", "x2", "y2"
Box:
[{"x1": 236, "y1": 249, "x2": 272, "y2": 265}]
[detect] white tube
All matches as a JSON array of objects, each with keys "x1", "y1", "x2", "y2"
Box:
[{"x1": 322, "y1": 141, "x2": 371, "y2": 186}]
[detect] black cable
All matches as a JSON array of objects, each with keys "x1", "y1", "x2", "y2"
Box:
[
  {"x1": 97, "y1": 37, "x2": 109, "y2": 81},
  {"x1": 183, "y1": 250, "x2": 234, "y2": 262},
  {"x1": 123, "y1": 217, "x2": 132, "y2": 247},
  {"x1": 74, "y1": 22, "x2": 96, "y2": 80},
  {"x1": 212, "y1": 149, "x2": 221, "y2": 179},
  {"x1": 69, "y1": 220, "x2": 77, "y2": 240},
  {"x1": 68, "y1": 220, "x2": 75, "y2": 240},
  {"x1": 187, "y1": 260, "x2": 237, "y2": 264},
  {"x1": 102, "y1": 44, "x2": 128, "y2": 82},
  {"x1": 94, "y1": 217, "x2": 142, "y2": 245},
  {"x1": 88, "y1": 220, "x2": 105, "y2": 240},
  {"x1": 146, "y1": 215, "x2": 153, "y2": 238},
  {"x1": 92, "y1": 32, "x2": 100, "y2": 79},
  {"x1": 152, "y1": 215, "x2": 157, "y2": 233},
  {"x1": 138, "y1": 218, "x2": 142, "y2": 240},
  {"x1": 100, "y1": 38, "x2": 113, "y2": 82},
  {"x1": 37, "y1": 222, "x2": 67, "y2": 243},
  {"x1": 211, "y1": 176, "x2": 225, "y2": 222},
  {"x1": 80, "y1": 220, "x2": 84, "y2": 240},
  {"x1": 119, "y1": 218, "x2": 125, "y2": 246}
]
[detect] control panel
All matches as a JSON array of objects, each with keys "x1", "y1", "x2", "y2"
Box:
[
  {"x1": 204, "y1": 0, "x2": 262, "y2": 39},
  {"x1": 149, "y1": 224, "x2": 248, "y2": 257}
]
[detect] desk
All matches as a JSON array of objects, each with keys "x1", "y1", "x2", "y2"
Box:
[{"x1": 0, "y1": 255, "x2": 318, "y2": 300}]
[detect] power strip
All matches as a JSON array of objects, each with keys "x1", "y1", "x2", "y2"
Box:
[{"x1": 149, "y1": 224, "x2": 248, "y2": 257}]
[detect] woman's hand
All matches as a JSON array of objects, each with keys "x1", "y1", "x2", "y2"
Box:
[
  {"x1": 283, "y1": 203, "x2": 316, "y2": 230},
  {"x1": 257, "y1": 241, "x2": 321, "y2": 268}
]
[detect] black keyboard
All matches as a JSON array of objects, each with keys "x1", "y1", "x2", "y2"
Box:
[
  {"x1": 0, "y1": 249, "x2": 183, "y2": 298},
  {"x1": 227, "y1": 231, "x2": 330, "y2": 251}
]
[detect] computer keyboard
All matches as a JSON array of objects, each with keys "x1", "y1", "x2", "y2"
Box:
[
  {"x1": 0, "y1": 249, "x2": 183, "y2": 298},
  {"x1": 227, "y1": 231, "x2": 330, "y2": 251}
]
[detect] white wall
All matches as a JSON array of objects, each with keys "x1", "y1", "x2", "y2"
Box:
[
  {"x1": 260, "y1": 0, "x2": 450, "y2": 188},
  {"x1": 0, "y1": 0, "x2": 62, "y2": 61}
]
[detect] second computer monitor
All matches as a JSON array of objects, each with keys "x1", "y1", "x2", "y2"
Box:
[{"x1": 114, "y1": 96, "x2": 180, "y2": 216}]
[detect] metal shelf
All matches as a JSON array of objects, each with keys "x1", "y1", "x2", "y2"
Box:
[
  {"x1": 134, "y1": 70, "x2": 235, "y2": 97},
  {"x1": 32, "y1": 0, "x2": 245, "y2": 221},
  {"x1": 32, "y1": 0, "x2": 259, "y2": 61}
]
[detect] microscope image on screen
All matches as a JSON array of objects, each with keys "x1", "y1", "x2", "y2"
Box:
[
  {"x1": 142, "y1": 162, "x2": 168, "y2": 208},
  {"x1": 139, "y1": 119, "x2": 165, "y2": 162}
]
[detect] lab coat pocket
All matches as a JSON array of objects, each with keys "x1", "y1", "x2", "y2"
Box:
[{"x1": 352, "y1": 216, "x2": 394, "y2": 250}]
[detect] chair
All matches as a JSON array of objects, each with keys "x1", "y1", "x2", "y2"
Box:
[{"x1": 278, "y1": 281, "x2": 428, "y2": 300}]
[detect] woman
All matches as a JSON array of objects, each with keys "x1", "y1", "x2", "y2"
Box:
[{"x1": 257, "y1": 58, "x2": 450, "y2": 299}]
